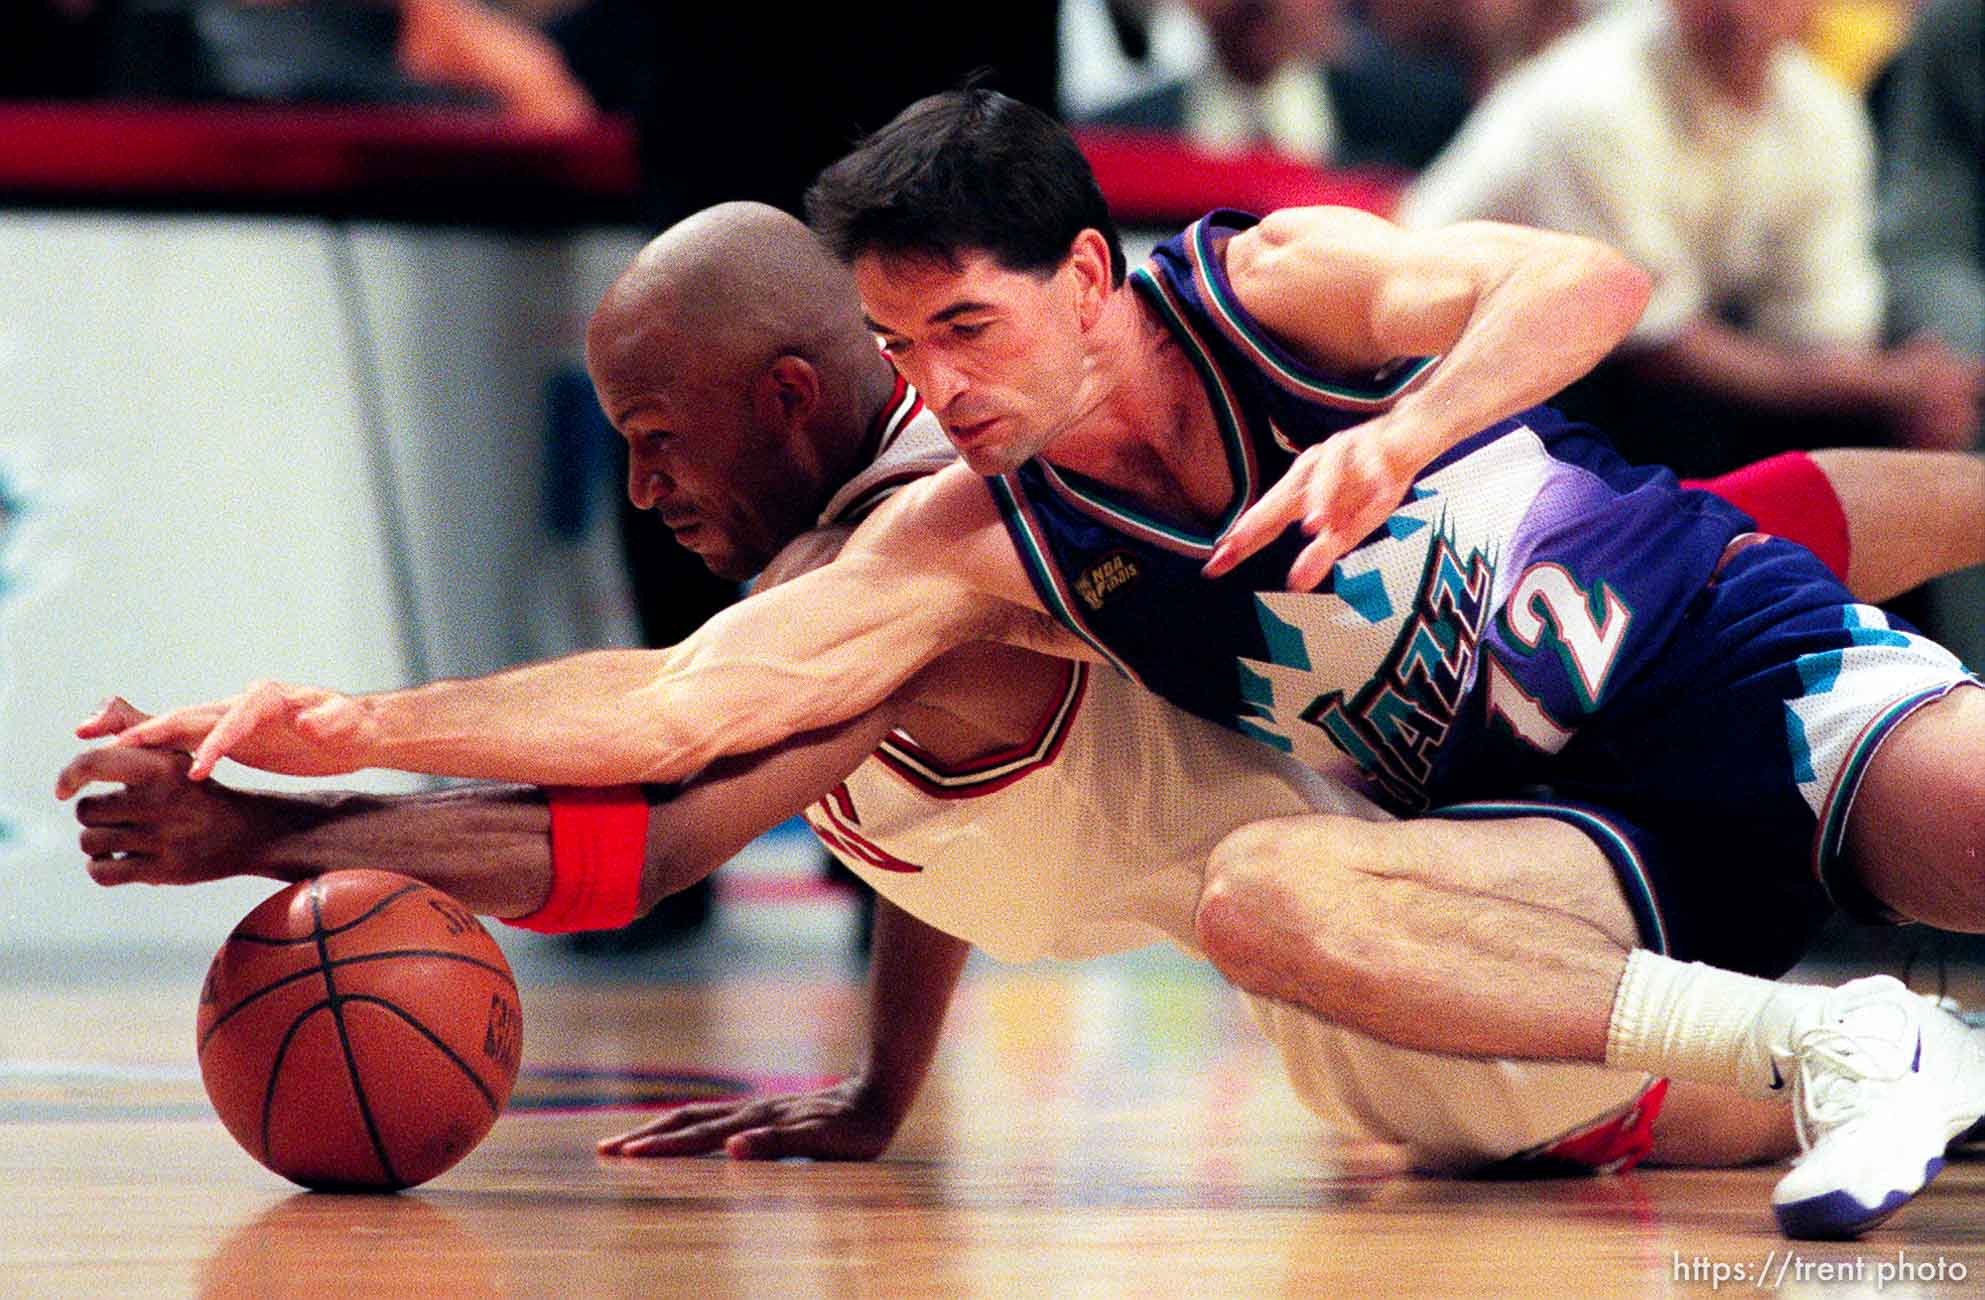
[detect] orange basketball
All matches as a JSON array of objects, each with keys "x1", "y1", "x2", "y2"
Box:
[{"x1": 196, "y1": 869, "x2": 523, "y2": 1191}]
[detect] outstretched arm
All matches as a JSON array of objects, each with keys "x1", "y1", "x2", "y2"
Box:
[
  {"x1": 58, "y1": 707, "x2": 555, "y2": 916},
  {"x1": 63, "y1": 696, "x2": 972, "y2": 1159},
  {"x1": 108, "y1": 469, "x2": 1049, "y2": 787},
  {"x1": 1205, "y1": 207, "x2": 1651, "y2": 589},
  {"x1": 598, "y1": 896, "x2": 971, "y2": 1160},
  {"x1": 58, "y1": 693, "x2": 900, "y2": 919}
]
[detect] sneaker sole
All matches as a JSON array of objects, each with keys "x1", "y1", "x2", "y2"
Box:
[{"x1": 1772, "y1": 1155, "x2": 1944, "y2": 1240}]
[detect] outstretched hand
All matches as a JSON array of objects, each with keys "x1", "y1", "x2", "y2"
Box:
[
  {"x1": 1203, "y1": 421, "x2": 1415, "y2": 592},
  {"x1": 97, "y1": 680, "x2": 373, "y2": 781},
  {"x1": 56, "y1": 697, "x2": 276, "y2": 886},
  {"x1": 597, "y1": 1078, "x2": 901, "y2": 1162}
]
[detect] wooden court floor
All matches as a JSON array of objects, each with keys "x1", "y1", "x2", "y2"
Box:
[{"x1": 8, "y1": 881, "x2": 1985, "y2": 1298}]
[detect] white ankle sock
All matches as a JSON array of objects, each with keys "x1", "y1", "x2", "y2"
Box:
[{"x1": 1605, "y1": 949, "x2": 1825, "y2": 1098}]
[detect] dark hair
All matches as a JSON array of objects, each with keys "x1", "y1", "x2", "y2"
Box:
[{"x1": 806, "y1": 88, "x2": 1126, "y2": 286}]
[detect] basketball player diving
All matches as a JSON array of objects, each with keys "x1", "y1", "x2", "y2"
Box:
[{"x1": 75, "y1": 118, "x2": 1985, "y2": 1238}]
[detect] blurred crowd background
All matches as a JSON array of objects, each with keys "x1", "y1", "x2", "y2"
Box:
[{"x1": 3, "y1": 0, "x2": 1978, "y2": 949}]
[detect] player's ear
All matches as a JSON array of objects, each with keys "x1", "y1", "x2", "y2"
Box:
[
  {"x1": 1068, "y1": 229, "x2": 1111, "y2": 329},
  {"x1": 755, "y1": 354, "x2": 822, "y2": 431}
]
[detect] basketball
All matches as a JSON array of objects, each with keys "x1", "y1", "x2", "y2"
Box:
[{"x1": 196, "y1": 869, "x2": 523, "y2": 1191}]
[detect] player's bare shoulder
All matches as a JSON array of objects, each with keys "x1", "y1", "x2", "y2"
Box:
[
  {"x1": 840, "y1": 463, "x2": 1092, "y2": 661},
  {"x1": 1225, "y1": 207, "x2": 1394, "y2": 293},
  {"x1": 1223, "y1": 207, "x2": 1414, "y2": 374}
]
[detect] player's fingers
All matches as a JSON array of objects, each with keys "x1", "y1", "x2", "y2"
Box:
[
  {"x1": 85, "y1": 851, "x2": 157, "y2": 887},
  {"x1": 58, "y1": 748, "x2": 131, "y2": 801},
  {"x1": 1286, "y1": 528, "x2": 1351, "y2": 593},
  {"x1": 596, "y1": 1103, "x2": 752, "y2": 1154},
  {"x1": 722, "y1": 1125, "x2": 802, "y2": 1161},
  {"x1": 1205, "y1": 481, "x2": 1303, "y2": 578},
  {"x1": 58, "y1": 745, "x2": 191, "y2": 802},
  {"x1": 600, "y1": 1122, "x2": 733, "y2": 1157},
  {"x1": 112, "y1": 709, "x2": 214, "y2": 753},
  {"x1": 107, "y1": 716, "x2": 174, "y2": 748},
  {"x1": 1300, "y1": 474, "x2": 1372, "y2": 536},
  {"x1": 629, "y1": 1100, "x2": 748, "y2": 1134},
  {"x1": 80, "y1": 825, "x2": 154, "y2": 860},
  {"x1": 72, "y1": 792, "x2": 136, "y2": 828},
  {"x1": 54, "y1": 753, "x2": 102, "y2": 802},
  {"x1": 75, "y1": 701, "x2": 119, "y2": 739},
  {"x1": 726, "y1": 1121, "x2": 879, "y2": 1162},
  {"x1": 75, "y1": 696, "x2": 153, "y2": 739},
  {"x1": 189, "y1": 695, "x2": 279, "y2": 781}
]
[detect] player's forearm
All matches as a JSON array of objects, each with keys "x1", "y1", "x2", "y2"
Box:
[
  {"x1": 235, "y1": 784, "x2": 554, "y2": 918},
  {"x1": 360, "y1": 574, "x2": 958, "y2": 786},
  {"x1": 352, "y1": 649, "x2": 703, "y2": 784},
  {"x1": 1386, "y1": 226, "x2": 1651, "y2": 465},
  {"x1": 850, "y1": 896, "x2": 973, "y2": 1123}
]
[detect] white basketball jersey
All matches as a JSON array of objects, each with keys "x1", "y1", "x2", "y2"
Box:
[
  {"x1": 808, "y1": 656, "x2": 1378, "y2": 963},
  {"x1": 808, "y1": 379, "x2": 1652, "y2": 1165},
  {"x1": 810, "y1": 376, "x2": 1378, "y2": 962}
]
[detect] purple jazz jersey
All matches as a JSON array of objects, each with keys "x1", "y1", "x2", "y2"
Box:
[{"x1": 992, "y1": 210, "x2": 1976, "y2": 975}]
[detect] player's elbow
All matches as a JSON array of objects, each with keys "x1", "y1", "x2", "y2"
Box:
[{"x1": 1567, "y1": 236, "x2": 1653, "y2": 339}]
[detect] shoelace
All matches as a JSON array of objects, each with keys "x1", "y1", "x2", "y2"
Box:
[{"x1": 1790, "y1": 1013, "x2": 1915, "y2": 1152}]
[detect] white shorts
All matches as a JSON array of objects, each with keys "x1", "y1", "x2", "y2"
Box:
[{"x1": 1246, "y1": 995, "x2": 1660, "y2": 1173}]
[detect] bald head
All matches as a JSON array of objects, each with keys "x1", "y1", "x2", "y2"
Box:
[
  {"x1": 588, "y1": 201, "x2": 874, "y2": 385},
  {"x1": 585, "y1": 202, "x2": 898, "y2": 581}
]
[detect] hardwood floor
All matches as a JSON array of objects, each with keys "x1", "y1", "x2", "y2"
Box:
[{"x1": 8, "y1": 887, "x2": 1985, "y2": 1297}]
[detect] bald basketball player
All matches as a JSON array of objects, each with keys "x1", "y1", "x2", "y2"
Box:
[{"x1": 63, "y1": 204, "x2": 1985, "y2": 1194}]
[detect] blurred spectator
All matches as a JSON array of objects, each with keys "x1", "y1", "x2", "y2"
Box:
[
  {"x1": 1401, "y1": 0, "x2": 1982, "y2": 477},
  {"x1": 22, "y1": 0, "x2": 598, "y2": 127},
  {"x1": 1871, "y1": 0, "x2": 1984, "y2": 669},
  {"x1": 396, "y1": 0, "x2": 595, "y2": 127},
  {"x1": 1874, "y1": 0, "x2": 1982, "y2": 359},
  {"x1": 1060, "y1": 0, "x2": 1211, "y2": 118},
  {"x1": 1080, "y1": 0, "x2": 1472, "y2": 173},
  {"x1": 1358, "y1": 0, "x2": 1586, "y2": 98}
]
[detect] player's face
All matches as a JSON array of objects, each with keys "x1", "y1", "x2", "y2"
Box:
[
  {"x1": 854, "y1": 249, "x2": 1091, "y2": 476},
  {"x1": 593, "y1": 352, "x2": 814, "y2": 581}
]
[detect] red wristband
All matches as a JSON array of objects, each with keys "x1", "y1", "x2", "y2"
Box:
[
  {"x1": 504, "y1": 785, "x2": 648, "y2": 933},
  {"x1": 1686, "y1": 452, "x2": 1850, "y2": 581}
]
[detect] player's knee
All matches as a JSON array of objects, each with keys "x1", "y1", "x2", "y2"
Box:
[
  {"x1": 1198, "y1": 818, "x2": 1388, "y2": 1010},
  {"x1": 1932, "y1": 796, "x2": 1985, "y2": 924},
  {"x1": 1841, "y1": 692, "x2": 1985, "y2": 928},
  {"x1": 1206, "y1": 813, "x2": 1360, "y2": 885},
  {"x1": 1191, "y1": 864, "x2": 1254, "y2": 976},
  {"x1": 1206, "y1": 817, "x2": 1288, "y2": 879},
  {"x1": 1199, "y1": 819, "x2": 1310, "y2": 953},
  {"x1": 1860, "y1": 751, "x2": 1985, "y2": 928}
]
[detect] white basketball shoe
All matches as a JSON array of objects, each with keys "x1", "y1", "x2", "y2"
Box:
[{"x1": 1770, "y1": 975, "x2": 1985, "y2": 1239}]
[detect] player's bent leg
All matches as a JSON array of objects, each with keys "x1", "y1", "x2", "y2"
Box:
[
  {"x1": 1253, "y1": 994, "x2": 1801, "y2": 1175},
  {"x1": 1246, "y1": 993, "x2": 1665, "y2": 1174},
  {"x1": 1645, "y1": 1082, "x2": 1797, "y2": 1169},
  {"x1": 1197, "y1": 812, "x2": 1637, "y2": 1062},
  {"x1": 1841, "y1": 683, "x2": 1985, "y2": 931},
  {"x1": 1757, "y1": 686, "x2": 1985, "y2": 1230}
]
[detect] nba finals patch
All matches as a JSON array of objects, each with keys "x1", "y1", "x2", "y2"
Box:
[{"x1": 1074, "y1": 550, "x2": 1142, "y2": 612}]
